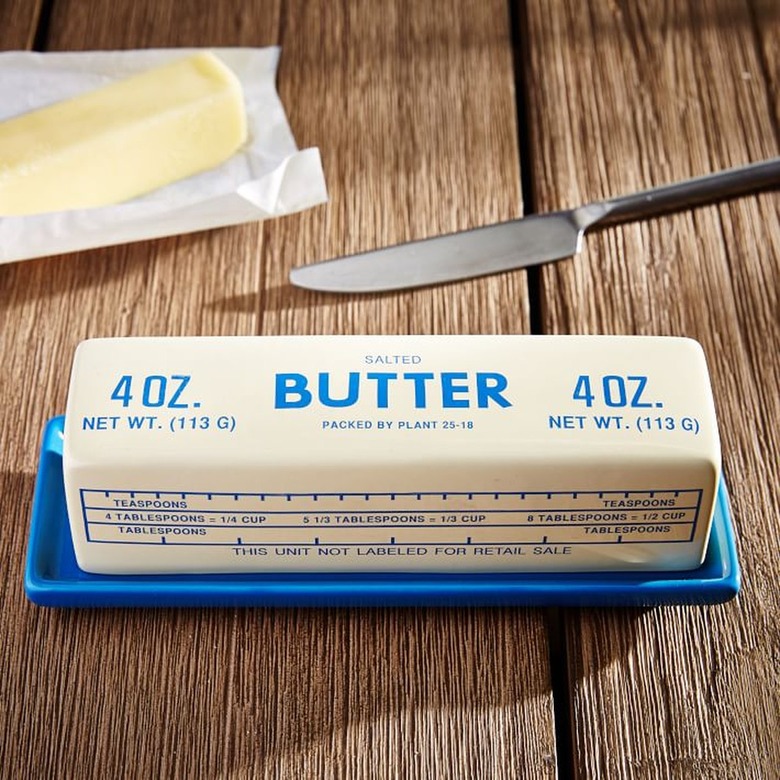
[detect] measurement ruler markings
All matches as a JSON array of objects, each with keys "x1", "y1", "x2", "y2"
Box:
[
  {"x1": 690, "y1": 492, "x2": 705, "y2": 543},
  {"x1": 82, "y1": 488, "x2": 704, "y2": 501},
  {"x1": 86, "y1": 538, "x2": 697, "y2": 548},
  {"x1": 80, "y1": 490, "x2": 92, "y2": 543},
  {"x1": 81, "y1": 488, "x2": 702, "y2": 500},
  {"x1": 85, "y1": 505, "x2": 702, "y2": 515},
  {"x1": 83, "y1": 487, "x2": 704, "y2": 549},
  {"x1": 87, "y1": 517, "x2": 699, "y2": 530}
]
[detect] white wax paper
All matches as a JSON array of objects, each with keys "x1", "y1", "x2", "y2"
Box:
[{"x1": 0, "y1": 47, "x2": 328, "y2": 264}]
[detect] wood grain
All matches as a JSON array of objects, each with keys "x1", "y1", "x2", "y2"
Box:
[
  {"x1": 523, "y1": 0, "x2": 780, "y2": 776},
  {"x1": 0, "y1": 1, "x2": 268, "y2": 778},
  {"x1": 750, "y1": 0, "x2": 779, "y2": 126},
  {"x1": 0, "y1": 0, "x2": 41, "y2": 49},
  {"x1": 258, "y1": 2, "x2": 554, "y2": 776},
  {"x1": 261, "y1": 0, "x2": 530, "y2": 337},
  {"x1": 0, "y1": 1, "x2": 554, "y2": 778}
]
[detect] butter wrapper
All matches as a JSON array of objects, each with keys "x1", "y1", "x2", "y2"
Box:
[{"x1": 0, "y1": 47, "x2": 328, "y2": 264}]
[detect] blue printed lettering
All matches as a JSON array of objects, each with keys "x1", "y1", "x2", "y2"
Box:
[
  {"x1": 275, "y1": 373, "x2": 312, "y2": 408},
  {"x1": 318, "y1": 372, "x2": 359, "y2": 407},
  {"x1": 441, "y1": 372, "x2": 470, "y2": 408},
  {"x1": 366, "y1": 372, "x2": 397, "y2": 408},
  {"x1": 476, "y1": 372, "x2": 511, "y2": 408},
  {"x1": 273, "y1": 371, "x2": 511, "y2": 409},
  {"x1": 403, "y1": 372, "x2": 435, "y2": 408}
]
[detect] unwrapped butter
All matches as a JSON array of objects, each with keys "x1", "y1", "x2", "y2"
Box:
[{"x1": 0, "y1": 51, "x2": 247, "y2": 216}]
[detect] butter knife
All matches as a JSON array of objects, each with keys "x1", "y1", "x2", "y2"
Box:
[{"x1": 290, "y1": 157, "x2": 780, "y2": 293}]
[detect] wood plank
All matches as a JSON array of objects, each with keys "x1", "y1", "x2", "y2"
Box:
[
  {"x1": 262, "y1": 0, "x2": 530, "y2": 336},
  {"x1": 259, "y1": 1, "x2": 554, "y2": 777},
  {"x1": 750, "y1": 0, "x2": 779, "y2": 124},
  {"x1": 0, "y1": 0, "x2": 42, "y2": 49},
  {"x1": 0, "y1": 2, "x2": 280, "y2": 777},
  {"x1": 0, "y1": 2, "x2": 555, "y2": 780},
  {"x1": 523, "y1": 0, "x2": 780, "y2": 776}
]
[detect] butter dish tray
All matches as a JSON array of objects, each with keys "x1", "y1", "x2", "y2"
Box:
[{"x1": 25, "y1": 417, "x2": 741, "y2": 608}]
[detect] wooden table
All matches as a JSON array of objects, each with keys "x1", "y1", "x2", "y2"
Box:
[{"x1": 1, "y1": 1, "x2": 778, "y2": 776}]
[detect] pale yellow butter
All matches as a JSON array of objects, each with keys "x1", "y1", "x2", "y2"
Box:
[
  {"x1": 0, "y1": 52, "x2": 247, "y2": 216},
  {"x1": 63, "y1": 335, "x2": 721, "y2": 575}
]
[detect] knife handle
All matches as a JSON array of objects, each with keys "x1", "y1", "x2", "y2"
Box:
[{"x1": 596, "y1": 157, "x2": 780, "y2": 225}]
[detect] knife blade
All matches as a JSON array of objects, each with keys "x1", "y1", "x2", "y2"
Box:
[{"x1": 289, "y1": 157, "x2": 780, "y2": 293}]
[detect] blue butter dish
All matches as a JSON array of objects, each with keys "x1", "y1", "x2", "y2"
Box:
[{"x1": 25, "y1": 416, "x2": 741, "y2": 608}]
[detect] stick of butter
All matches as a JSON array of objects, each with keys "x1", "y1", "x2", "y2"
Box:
[
  {"x1": 0, "y1": 52, "x2": 246, "y2": 216},
  {"x1": 62, "y1": 335, "x2": 721, "y2": 575}
]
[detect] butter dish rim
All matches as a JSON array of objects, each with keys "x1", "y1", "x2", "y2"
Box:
[{"x1": 25, "y1": 416, "x2": 741, "y2": 608}]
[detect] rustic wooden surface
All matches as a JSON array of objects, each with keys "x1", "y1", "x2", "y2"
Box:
[
  {"x1": 0, "y1": 0, "x2": 554, "y2": 778},
  {"x1": 524, "y1": 0, "x2": 780, "y2": 777},
  {"x1": 0, "y1": 0, "x2": 41, "y2": 49},
  {"x1": 1, "y1": 0, "x2": 778, "y2": 777}
]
